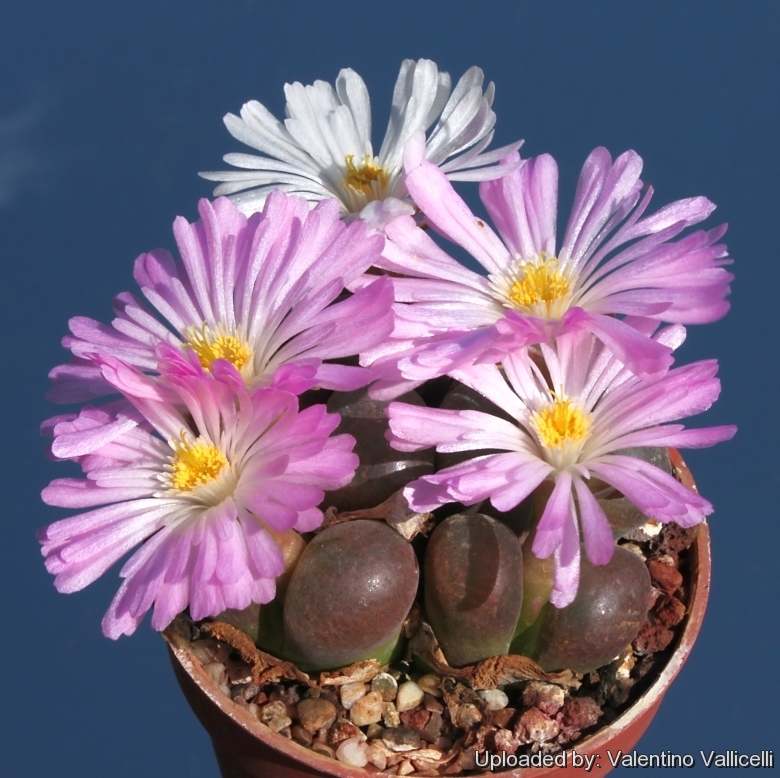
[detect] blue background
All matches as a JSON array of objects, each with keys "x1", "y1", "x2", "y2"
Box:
[{"x1": 2, "y1": 2, "x2": 777, "y2": 775}]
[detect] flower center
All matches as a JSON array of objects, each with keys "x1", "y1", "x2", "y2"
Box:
[
  {"x1": 508, "y1": 254, "x2": 570, "y2": 311},
  {"x1": 184, "y1": 324, "x2": 252, "y2": 372},
  {"x1": 532, "y1": 398, "x2": 591, "y2": 450},
  {"x1": 170, "y1": 437, "x2": 228, "y2": 492},
  {"x1": 341, "y1": 154, "x2": 389, "y2": 204}
]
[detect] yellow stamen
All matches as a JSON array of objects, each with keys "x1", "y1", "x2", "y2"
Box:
[
  {"x1": 508, "y1": 254, "x2": 570, "y2": 309},
  {"x1": 342, "y1": 154, "x2": 389, "y2": 198},
  {"x1": 170, "y1": 437, "x2": 228, "y2": 491},
  {"x1": 532, "y1": 399, "x2": 591, "y2": 449},
  {"x1": 184, "y1": 324, "x2": 252, "y2": 372}
]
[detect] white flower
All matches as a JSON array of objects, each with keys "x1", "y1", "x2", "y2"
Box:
[{"x1": 200, "y1": 59, "x2": 522, "y2": 221}]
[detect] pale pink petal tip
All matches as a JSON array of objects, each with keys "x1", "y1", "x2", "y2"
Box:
[{"x1": 41, "y1": 358, "x2": 358, "y2": 637}]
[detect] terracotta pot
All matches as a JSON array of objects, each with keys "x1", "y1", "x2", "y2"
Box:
[{"x1": 165, "y1": 449, "x2": 710, "y2": 778}]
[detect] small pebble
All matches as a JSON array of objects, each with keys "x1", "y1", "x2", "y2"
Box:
[
  {"x1": 396, "y1": 680, "x2": 424, "y2": 712},
  {"x1": 435, "y1": 736, "x2": 453, "y2": 751},
  {"x1": 336, "y1": 736, "x2": 369, "y2": 768},
  {"x1": 366, "y1": 742, "x2": 388, "y2": 771},
  {"x1": 494, "y1": 728, "x2": 520, "y2": 757},
  {"x1": 397, "y1": 760, "x2": 415, "y2": 776},
  {"x1": 291, "y1": 725, "x2": 313, "y2": 746},
  {"x1": 515, "y1": 707, "x2": 559, "y2": 744},
  {"x1": 382, "y1": 701, "x2": 401, "y2": 728},
  {"x1": 225, "y1": 656, "x2": 252, "y2": 684},
  {"x1": 297, "y1": 697, "x2": 337, "y2": 733},
  {"x1": 265, "y1": 715, "x2": 293, "y2": 733},
  {"x1": 350, "y1": 691, "x2": 384, "y2": 726},
  {"x1": 371, "y1": 672, "x2": 398, "y2": 702},
  {"x1": 340, "y1": 681, "x2": 367, "y2": 710},
  {"x1": 647, "y1": 558, "x2": 683, "y2": 593},
  {"x1": 456, "y1": 703, "x2": 482, "y2": 728},
  {"x1": 423, "y1": 711, "x2": 444, "y2": 741},
  {"x1": 616, "y1": 652, "x2": 637, "y2": 680},
  {"x1": 417, "y1": 673, "x2": 442, "y2": 697},
  {"x1": 204, "y1": 661, "x2": 227, "y2": 686},
  {"x1": 260, "y1": 700, "x2": 287, "y2": 722},
  {"x1": 479, "y1": 688, "x2": 509, "y2": 710},
  {"x1": 260, "y1": 700, "x2": 291, "y2": 733},
  {"x1": 560, "y1": 696, "x2": 602, "y2": 729},
  {"x1": 522, "y1": 681, "x2": 565, "y2": 716},
  {"x1": 489, "y1": 707, "x2": 516, "y2": 729},
  {"x1": 311, "y1": 742, "x2": 335, "y2": 759},
  {"x1": 382, "y1": 726, "x2": 422, "y2": 752},
  {"x1": 400, "y1": 707, "x2": 430, "y2": 733},
  {"x1": 190, "y1": 639, "x2": 219, "y2": 664},
  {"x1": 365, "y1": 722, "x2": 385, "y2": 740},
  {"x1": 328, "y1": 718, "x2": 361, "y2": 746},
  {"x1": 456, "y1": 748, "x2": 478, "y2": 771}
]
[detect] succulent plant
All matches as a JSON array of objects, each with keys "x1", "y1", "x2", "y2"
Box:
[
  {"x1": 424, "y1": 513, "x2": 524, "y2": 666},
  {"x1": 282, "y1": 520, "x2": 419, "y2": 670},
  {"x1": 511, "y1": 545, "x2": 653, "y2": 672}
]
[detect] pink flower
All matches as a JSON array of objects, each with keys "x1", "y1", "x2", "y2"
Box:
[
  {"x1": 49, "y1": 193, "x2": 393, "y2": 403},
  {"x1": 367, "y1": 138, "x2": 732, "y2": 395},
  {"x1": 386, "y1": 325, "x2": 735, "y2": 607},
  {"x1": 39, "y1": 349, "x2": 358, "y2": 637}
]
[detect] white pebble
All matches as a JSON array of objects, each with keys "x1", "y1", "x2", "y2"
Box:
[
  {"x1": 479, "y1": 688, "x2": 509, "y2": 710},
  {"x1": 417, "y1": 673, "x2": 443, "y2": 697},
  {"x1": 204, "y1": 661, "x2": 227, "y2": 686},
  {"x1": 350, "y1": 691, "x2": 384, "y2": 726},
  {"x1": 340, "y1": 681, "x2": 367, "y2": 710},
  {"x1": 336, "y1": 736, "x2": 369, "y2": 767},
  {"x1": 396, "y1": 680, "x2": 424, "y2": 712}
]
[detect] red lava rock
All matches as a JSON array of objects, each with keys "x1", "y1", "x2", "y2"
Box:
[
  {"x1": 559, "y1": 697, "x2": 602, "y2": 731},
  {"x1": 522, "y1": 682, "x2": 565, "y2": 717},
  {"x1": 652, "y1": 523, "x2": 698, "y2": 555},
  {"x1": 488, "y1": 707, "x2": 516, "y2": 729},
  {"x1": 655, "y1": 595, "x2": 687, "y2": 627},
  {"x1": 514, "y1": 707, "x2": 560, "y2": 744},
  {"x1": 634, "y1": 622, "x2": 675, "y2": 654},
  {"x1": 328, "y1": 718, "x2": 361, "y2": 746},
  {"x1": 493, "y1": 727, "x2": 521, "y2": 756},
  {"x1": 647, "y1": 560, "x2": 683, "y2": 594},
  {"x1": 400, "y1": 707, "x2": 431, "y2": 733}
]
